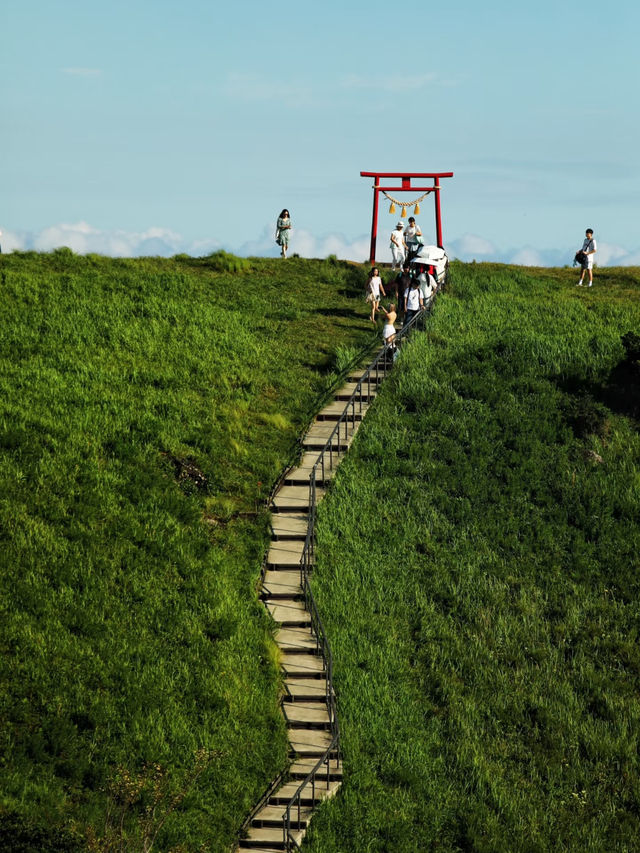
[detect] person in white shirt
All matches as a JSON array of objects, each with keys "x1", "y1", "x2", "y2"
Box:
[
  {"x1": 414, "y1": 262, "x2": 435, "y2": 303},
  {"x1": 404, "y1": 216, "x2": 423, "y2": 260},
  {"x1": 366, "y1": 267, "x2": 386, "y2": 323},
  {"x1": 390, "y1": 223, "x2": 406, "y2": 270},
  {"x1": 403, "y1": 278, "x2": 424, "y2": 325},
  {"x1": 577, "y1": 228, "x2": 597, "y2": 287}
]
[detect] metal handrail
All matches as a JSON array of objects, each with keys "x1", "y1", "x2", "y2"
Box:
[
  {"x1": 266, "y1": 335, "x2": 382, "y2": 513},
  {"x1": 281, "y1": 289, "x2": 441, "y2": 850},
  {"x1": 283, "y1": 732, "x2": 340, "y2": 850}
]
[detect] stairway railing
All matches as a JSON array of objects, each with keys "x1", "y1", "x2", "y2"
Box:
[{"x1": 282, "y1": 293, "x2": 438, "y2": 850}]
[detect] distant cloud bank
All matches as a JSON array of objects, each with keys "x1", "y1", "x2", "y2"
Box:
[
  {"x1": 447, "y1": 233, "x2": 640, "y2": 267},
  {"x1": 2, "y1": 222, "x2": 639, "y2": 267},
  {"x1": 0, "y1": 222, "x2": 221, "y2": 258}
]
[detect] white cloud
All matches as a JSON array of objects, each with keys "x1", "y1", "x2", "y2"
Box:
[
  {"x1": 448, "y1": 233, "x2": 498, "y2": 258},
  {"x1": 446, "y1": 235, "x2": 640, "y2": 268},
  {"x1": 592, "y1": 242, "x2": 629, "y2": 266},
  {"x1": 2, "y1": 222, "x2": 220, "y2": 258},
  {"x1": 2, "y1": 223, "x2": 638, "y2": 268},
  {"x1": 508, "y1": 247, "x2": 545, "y2": 267},
  {"x1": 236, "y1": 223, "x2": 370, "y2": 262}
]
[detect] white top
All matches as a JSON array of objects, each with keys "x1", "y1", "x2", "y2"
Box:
[
  {"x1": 405, "y1": 224, "x2": 421, "y2": 244},
  {"x1": 390, "y1": 229, "x2": 404, "y2": 247},
  {"x1": 418, "y1": 273, "x2": 434, "y2": 300},
  {"x1": 368, "y1": 276, "x2": 383, "y2": 299},
  {"x1": 404, "y1": 286, "x2": 422, "y2": 311},
  {"x1": 582, "y1": 237, "x2": 597, "y2": 253}
]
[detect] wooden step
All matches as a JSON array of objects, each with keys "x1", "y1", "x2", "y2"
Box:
[
  {"x1": 316, "y1": 400, "x2": 368, "y2": 421},
  {"x1": 239, "y1": 825, "x2": 303, "y2": 849},
  {"x1": 283, "y1": 702, "x2": 331, "y2": 729},
  {"x1": 267, "y1": 540, "x2": 305, "y2": 568},
  {"x1": 269, "y1": 778, "x2": 341, "y2": 804},
  {"x1": 265, "y1": 599, "x2": 311, "y2": 628},
  {"x1": 335, "y1": 381, "x2": 378, "y2": 401},
  {"x1": 275, "y1": 627, "x2": 318, "y2": 654},
  {"x1": 289, "y1": 757, "x2": 342, "y2": 781},
  {"x1": 304, "y1": 422, "x2": 352, "y2": 442},
  {"x1": 262, "y1": 570, "x2": 302, "y2": 600},
  {"x1": 285, "y1": 678, "x2": 328, "y2": 700},
  {"x1": 281, "y1": 653, "x2": 325, "y2": 677},
  {"x1": 302, "y1": 424, "x2": 355, "y2": 451},
  {"x1": 348, "y1": 371, "x2": 383, "y2": 383},
  {"x1": 251, "y1": 803, "x2": 312, "y2": 828},
  {"x1": 271, "y1": 484, "x2": 319, "y2": 513},
  {"x1": 270, "y1": 513, "x2": 308, "y2": 540},
  {"x1": 283, "y1": 451, "x2": 342, "y2": 485},
  {"x1": 288, "y1": 727, "x2": 335, "y2": 757}
]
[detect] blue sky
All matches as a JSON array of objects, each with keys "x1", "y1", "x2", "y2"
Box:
[{"x1": 2, "y1": 0, "x2": 639, "y2": 265}]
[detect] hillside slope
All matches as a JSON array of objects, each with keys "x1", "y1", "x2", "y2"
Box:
[
  {"x1": 308, "y1": 263, "x2": 640, "y2": 852},
  {"x1": 0, "y1": 250, "x2": 374, "y2": 851}
]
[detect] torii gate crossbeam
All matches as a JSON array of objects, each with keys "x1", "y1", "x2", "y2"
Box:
[{"x1": 360, "y1": 171, "x2": 454, "y2": 265}]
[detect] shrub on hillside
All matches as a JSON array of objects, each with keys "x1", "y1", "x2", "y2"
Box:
[
  {"x1": 0, "y1": 813, "x2": 83, "y2": 853},
  {"x1": 202, "y1": 250, "x2": 250, "y2": 273}
]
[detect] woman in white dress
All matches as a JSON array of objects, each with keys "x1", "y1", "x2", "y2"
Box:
[
  {"x1": 366, "y1": 267, "x2": 386, "y2": 324},
  {"x1": 275, "y1": 209, "x2": 291, "y2": 258}
]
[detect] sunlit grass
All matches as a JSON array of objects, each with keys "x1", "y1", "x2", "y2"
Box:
[
  {"x1": 0, "y1": 249, "x2": 375, "y2": 850},
  {"x1": 307, "y1": 261, "x2": 640, "y2": 852}
]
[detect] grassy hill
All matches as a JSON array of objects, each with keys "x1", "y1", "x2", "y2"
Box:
[
  {"x1": 0, "y1": 250, "x2": 375, "y2": 851},
  {"x1": 2, "y1": 253, "x2": 639, "y2": 852},
  {"x1": 307, "y1": 262, "x2": 640, "y2": 852}
]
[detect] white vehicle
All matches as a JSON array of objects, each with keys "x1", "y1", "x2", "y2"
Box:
[
  {"x1": 408, "y1": 245, "x2": 449, "y2": 303},
  {"x1": 409, "y1": 244, "x2": 448, "y2": 284}
]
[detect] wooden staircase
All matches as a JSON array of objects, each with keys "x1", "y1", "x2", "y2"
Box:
[{"x1": 238, "y1": 367, "x2": 378, "y2": 852}]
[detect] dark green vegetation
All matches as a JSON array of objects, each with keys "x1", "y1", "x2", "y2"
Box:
[
  {"x1": 308, "y1": 263, "x2": 640, "y2": 852},
  {"x1": 0, "y1": 250, "x2": 374, "y2": 851}
]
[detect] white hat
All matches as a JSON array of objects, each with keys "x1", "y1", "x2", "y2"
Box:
[{"x1": 396, "y1": 222, "x2": 404, "y2": 228}]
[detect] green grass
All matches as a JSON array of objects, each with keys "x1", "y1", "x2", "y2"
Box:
[
  {"x1": 0, "y1": 249, "x2": 376, "y2": 851},
  {"x1": 307, "y1": 262, "x2": 640, "y2": 852}
]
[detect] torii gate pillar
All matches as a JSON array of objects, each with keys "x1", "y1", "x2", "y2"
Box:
[{"x1": 360, "y1": 171, "x2": 454, "y2": 265}]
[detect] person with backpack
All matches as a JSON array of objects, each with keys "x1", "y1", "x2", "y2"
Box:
[
  {"x1": 404, "y1": 216, "x2": 423, "y2": 261},
  {"x1": 394, "y1": 265, "x2": 412, "y2": 316},
  {"x1": 403, "y1": 276, "x2": 424, "y2": 326},
  {"x1": 576, "y1": 228, "x2": 597, "y2": 286}
]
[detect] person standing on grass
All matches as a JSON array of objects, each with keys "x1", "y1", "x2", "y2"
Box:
[
  {"x1": 390, "y1": 222, "x2": 406, "y2": 270},
  {"x1": 275, "y1": 209, "x2": 291, "y2": 258},
  {"x1": 403, "y1": 277, "x2": 423, "y2": 326},
  {"x1": 366, "y1": 267, "x2": 386, "y2": 324},
  {"x1": 577, "y1": 228, "x2": 597, "y2": 286}
]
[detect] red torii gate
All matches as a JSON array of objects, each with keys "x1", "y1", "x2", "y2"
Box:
[{"x1": 360, "y1": 171, "x2": 454, "y2": 265}]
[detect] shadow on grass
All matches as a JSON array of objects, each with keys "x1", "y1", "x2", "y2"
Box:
[
  {"x1": 558, "y1": 332, "x2": 640, "y2": 435},
  {"x1": 314, "y1": 307, "x2": 362, "y2": 319}
]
